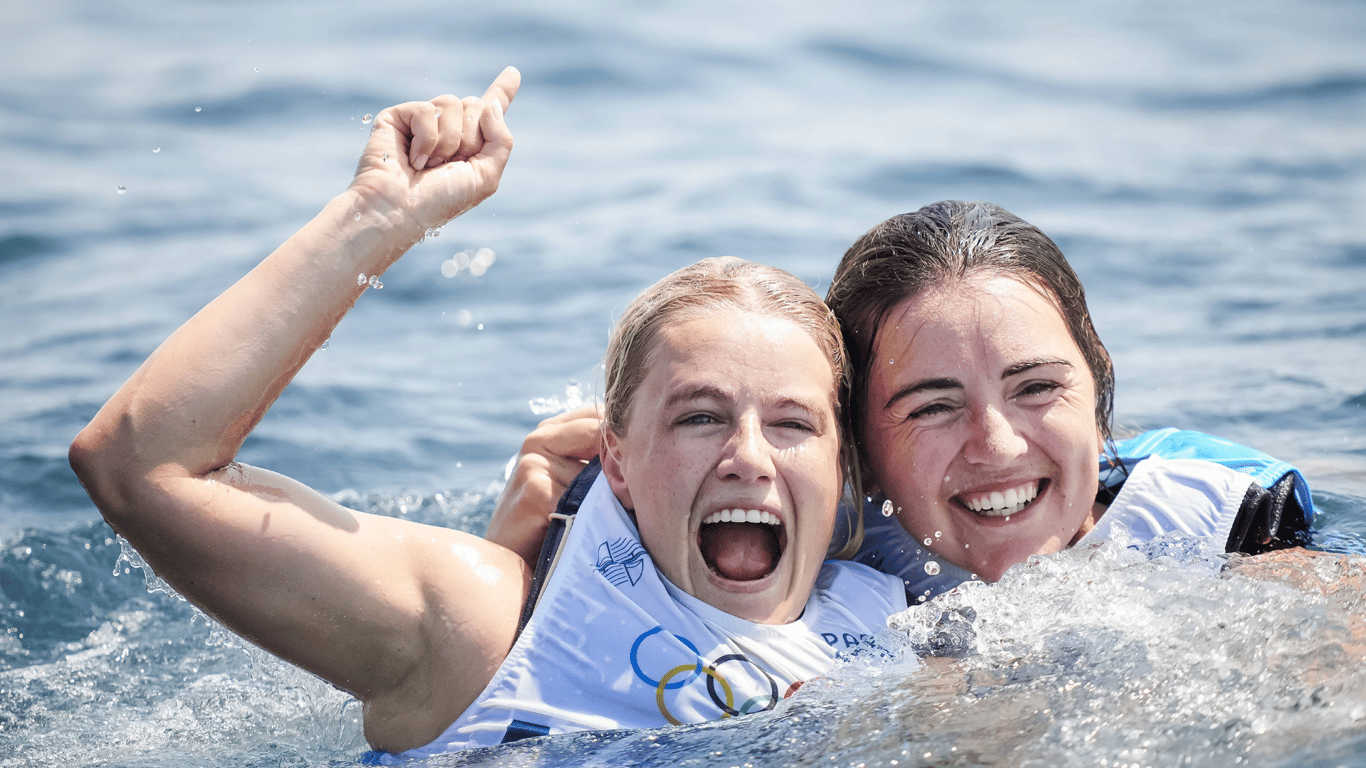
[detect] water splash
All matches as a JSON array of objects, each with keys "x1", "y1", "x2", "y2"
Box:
[
  {"x1": 361, "y1": 114, "x2": 372, "y2": 124},
  {"x1": 529, "y1": 383, "x2": 589, "y2": 416}
]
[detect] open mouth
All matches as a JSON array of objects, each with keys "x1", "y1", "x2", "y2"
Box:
[
  {"x1": 955, "y1": 479, "x2": 1046, "y2": 518},
  {"x1": 698, "y1": 509, "x2": 785, "y2": 582}
]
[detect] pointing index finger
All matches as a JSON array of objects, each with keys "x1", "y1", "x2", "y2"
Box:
[{"x1": 481, "y1": 66, "x2": 521, "y2": 114}]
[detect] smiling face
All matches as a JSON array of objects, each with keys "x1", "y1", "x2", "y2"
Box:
[
  {"x1": 601, "y1": 309, "x2": 842, "y2": 625},
  {"x1": 861, "y1": 274, "x2": 1103, "y2": 582}
]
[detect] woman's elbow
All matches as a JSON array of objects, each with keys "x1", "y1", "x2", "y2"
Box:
[{"x1": 69, "y1": 417, "x2": 138, "y2": 527}]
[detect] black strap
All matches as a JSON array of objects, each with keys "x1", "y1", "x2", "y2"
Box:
[
  {"x1": 513, "y1": 458, "x2": 602, "y2": 640},
  {"x1": 1225, "y1": 474, "x2": 1310, "y2": 555}
]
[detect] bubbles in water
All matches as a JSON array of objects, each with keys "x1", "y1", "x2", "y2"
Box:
[
  {"x1": 152, "y1": 147, "x2": 160, "y2": 153},
  {"x1": 357, "y1": 273, "x2": 367, "y2": 286},
  {"x1": 368, "y1": 276, "x2": 383, "y2": 289},
  {"x1": 924, "y1": 561, "x2": 941, "y2": 576},
  {"x1": 881, "y1": 499, "x2": 895, "y2": 517},
  {"x1": 361, "y1": 114, "x2": 373, "y2": 124},
  {"x1": 116, "y1": 186, "x2": 127, "y2": 194}
]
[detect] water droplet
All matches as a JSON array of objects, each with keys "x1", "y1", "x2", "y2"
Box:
[
  {"x1": 152, "y1": 147, "x2": 160, "y2": 154},
  {"x1": 934, "y1": 530, "x2": 942, "y2": 538},
  {"x1": 194, "y1": 106, "x2": 202, "y2": 112},
  {"x1": 455, "y1": 308, "x2": 473, "y2": 327},
  {"x1": 434, "y1": 108, "x2": 442, "y2": 117},
  {"x1": 923, "y1": 538, "x2": 933, "y2": 546},
  {"x1": 469, "y1": 247, "x2": 496, "y2": 277},
  {"x1": 368, "y1": 275, "x2": 383, "y2": 289},
  {"x1": 440, "y1": 260, "x2": 459, "y2": 278},
  {"x1": 361, "y1": 114, "x2": 373, "y2": 124},
  {"x1": 880, "y1": 499, "x2": 894, "y2": 517},
  {"x1": 916, "y1": 594, "x2": 927, "y2": 603},
  {"x1": 924, "y1": 561, "x2": 941, "y2": 576},
  {"x1": 964, "y1": 543, "x2": 970, "y2": 549},
  {"x1": 382, "y1": 153, "x2": 389, "y2": 162},
  {"x1": 354, "y1": 213, "x2": 361, "y2": 220},
  {"x1": 476, "y1": 323, "x2": 484, "y2": 331},
  {"x1": 116, "y1": 185, "x2": 127, "y2": 194},
  {"x1": 357, "y1": 273, "x2": 367, "y2": 286},
  {"x1": 319, "y1": 338, "x2": 330, "y2": 351}
]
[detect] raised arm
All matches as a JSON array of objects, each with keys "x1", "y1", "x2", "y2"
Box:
[{"x1": 69, "y1": 68, "x2": 530, "y2": 752}]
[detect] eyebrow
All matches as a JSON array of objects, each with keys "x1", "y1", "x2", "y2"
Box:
[
  {"x1": 885, "y1": 377, "x2": 961, "y2": 411},
  {"x1": 666, "y1": 385, "x2": 830, "y2": 426},
  {"x1": 1003, "y1": 357, "x2": 1074, "y2": 378},
  {"x1": 883, "y1": 358, "x2": 1075, "y2": 410},
  {"x1": 665, "y1": 384, "x2": 734, "y2": 410}
]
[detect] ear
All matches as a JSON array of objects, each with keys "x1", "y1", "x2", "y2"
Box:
[{"x1": 600, "y1": 427, "x2": 635, "y2": 510}]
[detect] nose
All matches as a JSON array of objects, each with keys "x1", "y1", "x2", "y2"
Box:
[
  {"x1": 717, "y1": 414, "x2": 776, "y2": 483},
  {"x1": 963, "y1": 404, "x2": 1027, "y2": 465}
]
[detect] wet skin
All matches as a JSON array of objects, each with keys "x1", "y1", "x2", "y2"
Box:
[
  {"x1": 602, "y1": 309, "x2": 842, "y2": 624},
  {"x1": 861, "y1": 275, "x2": 1104, "y2": 582}
]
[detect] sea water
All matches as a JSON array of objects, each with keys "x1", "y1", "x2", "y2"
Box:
[{"x1": 2, "y1": 0, "x2": 1365, "y2": 765}]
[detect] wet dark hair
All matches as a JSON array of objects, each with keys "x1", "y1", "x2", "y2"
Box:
[{"x1": 825, "y1": 201, "x2": 1115, "y2": 465}]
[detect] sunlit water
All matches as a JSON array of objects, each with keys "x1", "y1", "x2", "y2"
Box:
[{"x1": 3, "y1": 0, "x2": 1365, "y2": 766}]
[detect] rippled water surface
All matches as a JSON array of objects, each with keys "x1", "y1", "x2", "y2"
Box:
[{"x1": 3, "y1": 0, "x2": 1365, "y2": 765}]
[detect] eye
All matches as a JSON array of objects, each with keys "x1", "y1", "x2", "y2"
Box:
[
  {"x1": 906, "y1": 401, "x2": 958, "y2": 421},
  {"x1": 1015, "y1": 380, "x2": 1062, "y2": 401},
  {"x1": 773, "y1": 418, "x2": 816, "y2": 433},
  {"x1": 677, "y1": 412, "x2": 721, "y2": 427}
]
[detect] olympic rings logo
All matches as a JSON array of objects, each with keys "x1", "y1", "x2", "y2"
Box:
[{"x1": 630, "y1": 626, "x2": 780, "y2": 726}]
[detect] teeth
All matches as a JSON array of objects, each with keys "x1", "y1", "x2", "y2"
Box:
[
  {"x1": 701, "y1": 509, "x2": 781, "y2": 526},
  {"x1": 962, "y1": 482, "x2": 1040, "y2": 517}
]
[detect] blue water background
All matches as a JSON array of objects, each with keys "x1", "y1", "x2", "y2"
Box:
[{"x1": 2, "y1": 0, "x2": 1365, "y2": 765}]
